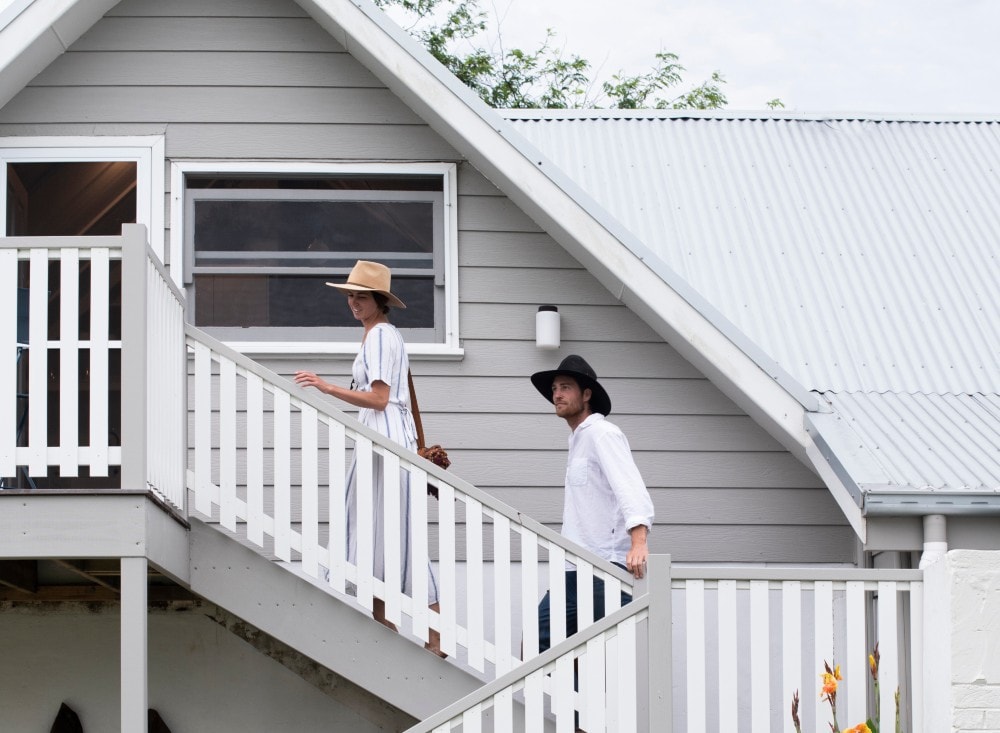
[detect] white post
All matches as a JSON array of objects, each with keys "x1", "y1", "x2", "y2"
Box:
[
  {"x1": 922, "y1": 554, "x2": 952, "y2": 733},
  {"x1": 645, "y1": 554, "x2": 672, "y2": 733},
  {"x1": 121, "y1": 556, "x2": 148, "y2": 732},
  {"x1": 119, "y1": 224, "x2": 149, "y2": 491}
]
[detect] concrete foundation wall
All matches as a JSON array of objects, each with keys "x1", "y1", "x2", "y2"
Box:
[{"x1": 0, "y1": 603, "x2": 398, "y2": 732}]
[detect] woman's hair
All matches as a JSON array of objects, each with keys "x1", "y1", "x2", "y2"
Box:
[{"x1": 372, "y1": 292, "x2": 391, "y2": 314}]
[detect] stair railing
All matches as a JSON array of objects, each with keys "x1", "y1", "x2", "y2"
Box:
[{"x1": 185, "y1": 324, "x2": 635, "y2": 676}]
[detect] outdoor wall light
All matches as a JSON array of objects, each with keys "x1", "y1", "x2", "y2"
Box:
[{"x1": 535, "y1": 305, "x2": 560, "y2": 349}]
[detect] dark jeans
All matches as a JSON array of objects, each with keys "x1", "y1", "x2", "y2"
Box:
[{"x1": 537, "y1": 564, "x2": 633, "y2": 653}]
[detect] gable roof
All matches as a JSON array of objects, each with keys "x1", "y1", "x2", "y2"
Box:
[
  {"x1": 504, "y1": 110, "x2": 1000, "y2": 517},
  {"x1": 10, "y1": 0, "x2": 992, "y2": 539}
]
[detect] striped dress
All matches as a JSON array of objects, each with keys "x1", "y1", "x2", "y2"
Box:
[{"x1": 346, "y1": 322, "x2": 439, "y2": 604}]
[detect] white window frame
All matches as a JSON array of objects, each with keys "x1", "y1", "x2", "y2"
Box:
[
  {"x1": 170, "y1": 160, "x2": 461, "y2": 358},
  {"x1": 0, "y1": 136, "x2": 166, "y2": 258}
]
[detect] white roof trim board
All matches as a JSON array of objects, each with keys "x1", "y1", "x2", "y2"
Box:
[{"x1": 7, "y1": 0, "x2": 995, "y2": 537}]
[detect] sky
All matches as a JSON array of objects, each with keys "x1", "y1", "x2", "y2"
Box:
[
  {"x1": 477, "y1": 0, "x2": 1000, "y2": 115},
  {"x1": 1, "y1": 0, "x2": 997, "y2": 115}
]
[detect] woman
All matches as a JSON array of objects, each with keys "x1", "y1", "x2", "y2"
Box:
[{"x1": 294, "y1": 260, "x2": 444, "y2": 657}]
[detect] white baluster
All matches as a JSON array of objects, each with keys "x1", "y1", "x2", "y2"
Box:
[
  {"x1": 782, "y1": 580, "x2": 803, "y2": 733},
  {"x1": 466, "y1": 497, "x2": 485, "y2": 672},
  {"x1": 750, "y1": 580, "x2": 771, "y2": 732},
  {"x1": 584, "y1": 635, "x2": 606, "y2": 732},
  {"x1": 28, "y1": 249, "x2": 48, "y2": 477},
  {"x1": 89, "y1": 248, "x2": 110, "y2": 477},
  {"x1": 909, "y1": 581, "x2": 924, "y2": 733},
  {"x1": 524, "y1": 668, "x2": 545, "y2": 733},
  {"x1": 878, "y1": 581, "x2": 899, "y2": 731},
  {"x1": 382, "y1": 450, "x2": 402, "y2": 627},
  {"x1": 437, "y1": 481, "x2": 458, "y2": 658},
  {"x1": 301, "y1": 404, "x2": 319, "y2": 578},
  {"x1": 521, "y1": 532, "x2": 539, "y2": 661},
  {"x1": 326, "y1": 419, "x2": 347, "y2": 593},
  {"x1": 686, "y1": 579, "x2": 706, "y2": 732},
  {"x1": 494, "y1": 687, "x2": 514, "y2": 732},
  {"x1": 409, "y1": 466, "x2": 430, "y2": 643},
  {"x1": 718, "y1": 579, "x2": 738, "y2": 732},
  {"x1": 246, "y1": 373, "x2": 265, "y2": 547},
  {"x1": 617, "y1": 616, "x2": 638, "y2": 732},
  {"x1": 549, "y1": 544, "x2": 567, "y2": 648},
  {"x1": 0, "y1": 249, "x2": 16, "y2": 477},
  {"x1": 577, "y1": 559, "x2": 594, "y2": 630},
  {"x1": 219, "y1": 357, "x2": 236, "y2": 531},
  {"x1": 193, "y1": 342, "x2": 212, "y2": 516},
  {"x1": 354, "y1": 437, "x2": 374, "y2": 612},
  {"x1": 554, "y1": 653, "x2": 575, "y2": 733},
  {"x1": 813, "y1": 581, "x2": 834, "y2": 733},
  {"x1": 273, "y1": 389, "x2": 291, "y2": 561},
  {"x1": 493, "y1": 513, "x2": 513, "y2": 675},
  {"x1": 844, "y1": 580, "x2": 867, "y2": 727},
  {"x1": 59, "y1": 249, "x2": 79, "y2": 477}
]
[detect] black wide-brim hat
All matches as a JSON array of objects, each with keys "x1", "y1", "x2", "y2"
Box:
[{"x1": 530, "y1": 354, "x2": 612, "y2": 416}]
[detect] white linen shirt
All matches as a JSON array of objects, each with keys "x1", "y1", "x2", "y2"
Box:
[{"x1": 561, "y1": 413, "x2": 654, "y2": 566}]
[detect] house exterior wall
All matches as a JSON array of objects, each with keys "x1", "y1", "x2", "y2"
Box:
[
  {"x1": 0, "y1": 0, "x2": 856, "y2": 564},
  {"x1": 0, "y1": 603, "x2": 407, "y2": 731}
]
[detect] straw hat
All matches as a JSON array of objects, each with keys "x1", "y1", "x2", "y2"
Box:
[{"x1": 326, "y1": 260, "x2": 406, "y2": 309}]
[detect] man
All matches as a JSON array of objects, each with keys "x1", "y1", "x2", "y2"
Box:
[{"x1": 530, "y1": 354, "x2": 654, "y2": 653}]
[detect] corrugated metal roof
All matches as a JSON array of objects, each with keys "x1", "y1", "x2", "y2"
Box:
[
  {"x1": 506, "y1": 111, "x2": 1000, "y2": 500},
  {"x1": 505, "y1": 113, "x2": 1000, "y2": 395},
  {"x1": 823, "y1": 391, "x2": 1000, "y2": 491}
]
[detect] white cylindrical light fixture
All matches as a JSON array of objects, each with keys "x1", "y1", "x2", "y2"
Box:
[{"x1": 536, "y1": 305, "x2": 560, "y2": 349}]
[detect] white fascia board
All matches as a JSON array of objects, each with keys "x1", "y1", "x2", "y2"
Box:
[
  {"x1": 296, "y1": 0, "x2": 819, "y2": 463},
  {"x1": 803, "y1": 415, "x2": 872, "y2": 541},
  {"x1": 0, "y1": 0, "x2": 116, "y2": 109}
]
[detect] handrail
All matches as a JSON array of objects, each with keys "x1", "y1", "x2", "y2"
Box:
[
  {"x1": 183, "y1": 325, "x2": 633, "y2": 586},
  {"x1": 185, "y1": 322, "x2": 635, "y2": 674}
]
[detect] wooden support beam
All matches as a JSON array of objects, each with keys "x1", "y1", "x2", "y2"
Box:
[
  {"x1": 0, "y1": 560, "x2": 37, "y2": 593},
  {"x1": 54, "y1": 559, "x2": 120, "y2": 593},
  {"x1": 0, "y1": 585, "x2": 195, "y2": 603}
]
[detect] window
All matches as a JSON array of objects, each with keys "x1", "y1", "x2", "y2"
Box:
[
  {"x1": 0, "y1": 136, "x2": 165, "y2": 255},
  {"x1": 173, "y1": 163, "x2": 459, "y2": 354},
  {"x1": 6, "y1": 161, "x2": 137, "y2": 236}
]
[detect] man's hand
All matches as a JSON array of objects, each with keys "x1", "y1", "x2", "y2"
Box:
[{"x1": 626, "y1": 524, "x2": 649, "y2": 579}]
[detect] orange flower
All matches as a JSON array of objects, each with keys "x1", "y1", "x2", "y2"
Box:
[
  {"x1": 821, "y1": 672, "x2": 839, "y2": 696},
  {"x1": 842, "y1": 724, "x2": 871, "y2": 733},
  {"x1": 820, "y1": 662, "x2": 843, "y2": 699}
]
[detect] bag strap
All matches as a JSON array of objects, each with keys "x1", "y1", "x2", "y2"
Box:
[{"x1": 407, "y1": 369, "x2": 426, "y2": 451}]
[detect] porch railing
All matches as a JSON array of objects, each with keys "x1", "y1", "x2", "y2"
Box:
[
  {"x1": 185, "y1": 325, "x2": 634, "y2": 675},
  {"x1": 0, "y1": 225, "x2": 187, "y2": 510},
  {"x1": 405, "y1": 558, "x2": 923, "y2": 733}
]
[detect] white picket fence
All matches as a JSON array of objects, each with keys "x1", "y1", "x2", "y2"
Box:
[
  {"x1": 186, "y1": 326, "x2": 635, "y2": 672},
  {"x1": 0, "y1": 225, "x2": 186, "y2": 509},
  {"x1": 407, "y1": 560, "x2": 922, "y2": 733}
]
